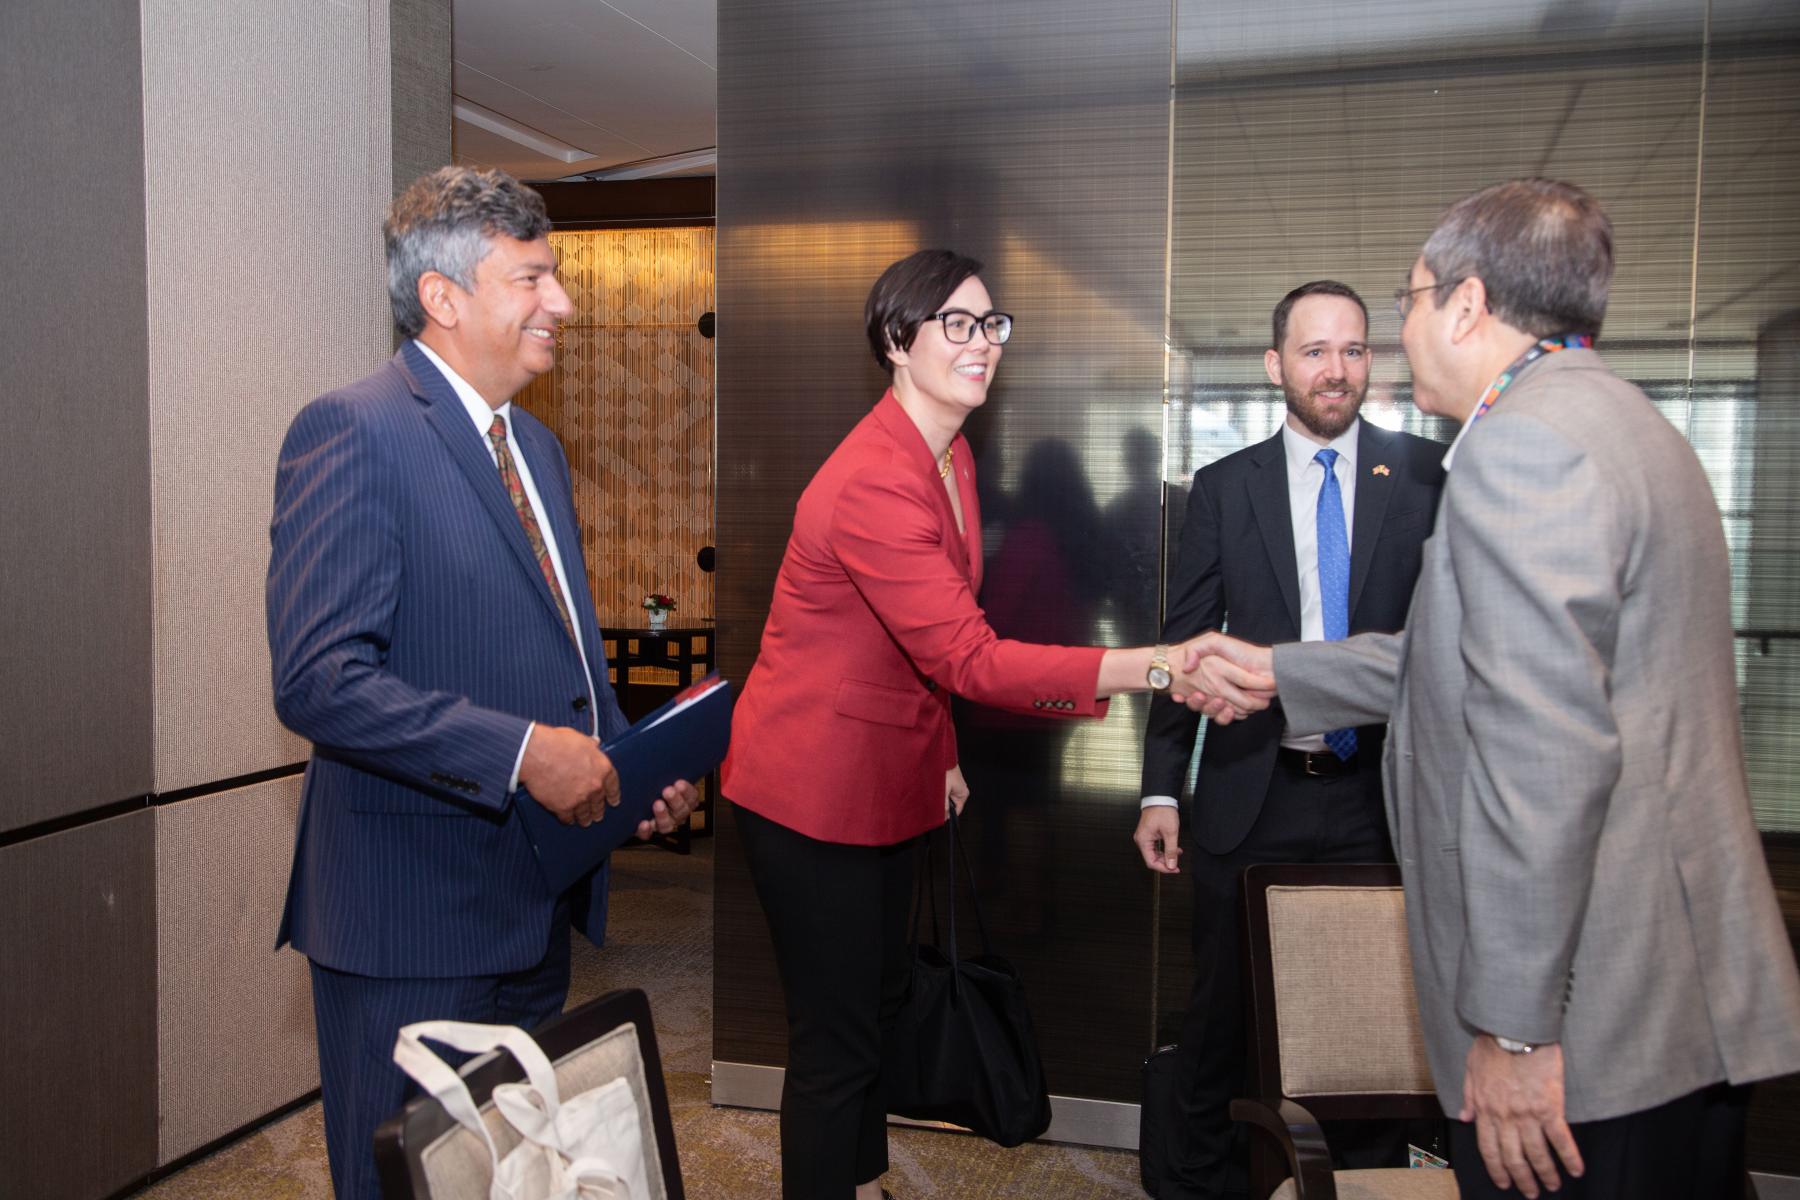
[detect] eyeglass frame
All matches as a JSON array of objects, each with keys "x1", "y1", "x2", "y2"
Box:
[
  {"x1": 930, "y1": 308, "x2": 1014, "y2": 345},
  {"x1": 1393, "y1": 277, "x2": 1466, "y2": 320}
]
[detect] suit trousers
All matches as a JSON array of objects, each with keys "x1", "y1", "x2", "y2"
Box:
[
  {"x1": 1164, "y1": 756, "x2": 1397, "y2": 1200},
  {"x1": 1449, "y1": 1081, "x2": 1750, "y2": 1200},
  {"x1": 307, "y1": 901, "x2": 572, "y2": 1200},
  {"x1": 734, "y1": 800, "x2": 915, "y2": 1200}
]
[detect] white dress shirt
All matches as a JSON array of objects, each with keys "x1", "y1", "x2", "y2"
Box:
[
  {"x1": 413, "y1": 340, "x2": 599, "y2": 788},
  {"x1": 1441, "y1": 411, "x2": 1477, "y2": 471},
  {"x1": 1141, "y1": 418, "x2": 1360, "y2": 810}
]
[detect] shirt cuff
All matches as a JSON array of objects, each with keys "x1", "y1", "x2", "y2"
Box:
[
  {"x1": 510, "y1": 721, "x2": 534, "y2": 794},
  {"x1": 1140, "y1": 794, "x2": 1179, "y2": 810}
]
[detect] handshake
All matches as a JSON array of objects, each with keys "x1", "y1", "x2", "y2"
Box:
[{"x1": 1165, "y1": 633, "x2": 1275, "y2": 724}]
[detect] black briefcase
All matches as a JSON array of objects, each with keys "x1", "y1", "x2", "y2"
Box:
[{"x1": 882, "y1": 809, "x2": 1053, "y2": 1148}]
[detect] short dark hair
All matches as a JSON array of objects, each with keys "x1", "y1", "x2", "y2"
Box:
[
  {"x1": 1271, "y1": 280, "x2": 1368, "y2": 351},
  {"x1": 385, "y1": 166, "x2": 552, "y2": 337},
  {"x1": 865, "y1": 250, "x2": 985, "y2": 374},
  {"x1": 1421, "y1": 178, "x2": 1612, "y2": 337}
]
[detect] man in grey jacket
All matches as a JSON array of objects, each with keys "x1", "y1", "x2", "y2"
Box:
[{"x1": 1178, "y1": 178, "x2": 1800, "y2": 1199}]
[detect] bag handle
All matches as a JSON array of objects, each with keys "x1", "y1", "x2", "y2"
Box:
[
  {"x1": 396, "y1": 1020, "x2": 563, "y2": 1110},
  {"x1": 908, "y1": 829, "x2": 942, "y2": 948},
  {"x1": 391, "y1": 1020, "x2": 565, "y2": 1199},
  {"x1": 907, "y1": 809, "x2": 998, "y2": 988},
  {"x1": 946, "y1": 807, "x2": 994, "y2": 957}
]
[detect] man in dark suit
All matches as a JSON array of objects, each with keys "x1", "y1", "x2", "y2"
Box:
[
  {"x1": 266, "y1": 166, "x2": 697, "y2": 1200},
  {"x1": 1133, "y1": 281, "x2": 1443, "y2": 1199}
]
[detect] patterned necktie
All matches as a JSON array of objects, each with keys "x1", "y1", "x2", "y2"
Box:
[
  {"x1": 489, "y1": 415, "x2": 578, "y2": 646},
  {"x1": 1314, "y1": 448, "x2": 1358, "y2": 761}
]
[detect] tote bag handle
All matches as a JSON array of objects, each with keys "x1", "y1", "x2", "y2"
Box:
[{"x1": 908, "y1": 808, "x2": 998, "y2": 1001}]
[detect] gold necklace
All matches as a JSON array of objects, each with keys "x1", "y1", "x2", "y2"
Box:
[{"x1": 939, "y1": 444, "x2": 954, "y2": 479}]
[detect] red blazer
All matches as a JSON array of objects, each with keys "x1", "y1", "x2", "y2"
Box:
[{"x1": 722, "y1": 391, "x2": 1108, "y2": 846}]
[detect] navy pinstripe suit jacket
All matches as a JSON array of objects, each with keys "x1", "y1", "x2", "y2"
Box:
[{"x1": 267, "y1": 341, "x2": 629, "y2": 979}]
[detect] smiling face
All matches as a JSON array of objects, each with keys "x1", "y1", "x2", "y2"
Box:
[
  {"x1": 435, "y1": 234, "x2": 572, "y2": 406},
  {"x1": 1265, "y1": 293, "x2": 1370, "y2": 444},
  {"x1": 887, "y1": 274, "x2": 1003, "y2": 422}
]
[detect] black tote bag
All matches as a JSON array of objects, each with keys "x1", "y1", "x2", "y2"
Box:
[{"x1": 882, "y1": 808, "x2": 1053, "y2": 1148}]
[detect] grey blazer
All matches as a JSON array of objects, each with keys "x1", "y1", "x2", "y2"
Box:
[{"x1": 1274, "y1": 348, "x2": 1800, "y2": 1122}]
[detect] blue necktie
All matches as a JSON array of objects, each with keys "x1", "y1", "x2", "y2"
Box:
[{"x1": 1314, "y1": 449, "x2": 1358, "y2": 760}]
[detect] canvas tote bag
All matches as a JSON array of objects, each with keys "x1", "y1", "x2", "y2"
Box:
[{"x1": 393, "y1": 1019, "x2": 652, "y2": 1200}]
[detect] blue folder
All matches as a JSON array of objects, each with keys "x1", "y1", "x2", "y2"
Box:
[{"x1": 515, "y1": 673, "x2": 733, "y2": 893}]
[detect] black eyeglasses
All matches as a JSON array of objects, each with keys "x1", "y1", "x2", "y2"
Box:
[
  {"x1": 932, "y1": 309, "x2": 1013, "y2": 345},
  {"x1": 1393, "y1": 278, "x2": 1463, "y2": 319}
]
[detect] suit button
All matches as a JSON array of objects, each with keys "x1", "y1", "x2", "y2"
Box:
[
  {"x1": 924, "y1": 680, "x2": 937, "y2": 692},
  {"x1": 572, "y1": 696, "x2": 589, "y2": 712}
]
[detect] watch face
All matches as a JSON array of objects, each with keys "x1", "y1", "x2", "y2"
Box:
[{"x1": 1148, "y1": 665, "x2": 1173, "y2": 691}]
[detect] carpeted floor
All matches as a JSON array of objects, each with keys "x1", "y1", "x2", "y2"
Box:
[{"x1": 133, "y1": 838, "x2": 1148, "y2": 1199}]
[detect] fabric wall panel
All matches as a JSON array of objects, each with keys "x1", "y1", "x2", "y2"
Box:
[
  {"x1": 0, "y1": 810, "x2": 157, "y2": 1199},
  {"x1": 389, "y1": 0, "x2": 453, "y2": 198},
  {"x1": 141, "y1": 0, "x2": 394, "y2": 792},
  {"x1": 0, "y1": 0, "x2": 153, "y2": 830},
  {"x1": 155, "y1": 775, "x2": 315, "y2": 1164}
]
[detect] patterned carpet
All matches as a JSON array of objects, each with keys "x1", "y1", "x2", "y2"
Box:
[{"x1": 134, "y1": 838, "x2": 1148, "y2": 1199}]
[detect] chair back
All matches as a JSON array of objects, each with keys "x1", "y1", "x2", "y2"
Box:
[
  {"x1": 375, "y1": 987, "x2": 683, "y2": 1199},
  {"x1": 1242, "y1": 864, "x2": 1437, "y2": 1119}
]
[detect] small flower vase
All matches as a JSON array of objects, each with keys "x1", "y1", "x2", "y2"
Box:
[{"x1": 647, "y1": 608, "x2": 668, "y2": 631}]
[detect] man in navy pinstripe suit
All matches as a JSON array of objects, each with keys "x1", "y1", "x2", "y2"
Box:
[{"x1": 267, "y1": 166, "x2": 698, "y2": 1199}]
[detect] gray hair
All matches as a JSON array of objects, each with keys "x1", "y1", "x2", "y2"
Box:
[
  {"x1": 1421, "y1": 178, "x2": 1613, "y2": 338},
  {"x1": 384, "y1": 166, "x2": 552, "y2": 336}
]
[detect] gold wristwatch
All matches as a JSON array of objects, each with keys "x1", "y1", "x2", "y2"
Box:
[{"x1": 1146, "y1": 644, "x2": 1173, "y2": 692}]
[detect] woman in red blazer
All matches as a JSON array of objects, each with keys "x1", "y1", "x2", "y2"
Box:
[{"x1": 722, "y1": 251, "x2": 1254, "y2": 1200}]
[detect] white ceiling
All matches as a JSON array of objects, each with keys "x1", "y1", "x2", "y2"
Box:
[
  {"x1": 450, "y1": 0, "x2": 718, "y2": 182},
  {"x1": 447, "y1": 0, "x2": 1795, "y2": 185}
]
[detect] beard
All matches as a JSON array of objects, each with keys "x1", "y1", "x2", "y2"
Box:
[{"x1": 1284, "y1": 377, "x2": 1366, "y2": 441}]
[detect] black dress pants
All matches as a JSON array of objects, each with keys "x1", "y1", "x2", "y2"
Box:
[
  {"x1": 735, "y1": 801, "x2": 916, "y2": 1200},
  {"x1": 1163, "y1": 756, "x2": 1400, "y2": 1200},
  {"x1": 1449, "y1": 1081, "x2": 1750, "y2": 1200}
]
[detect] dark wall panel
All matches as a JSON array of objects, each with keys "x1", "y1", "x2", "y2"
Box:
[
  {"x1": 715, "y1": 0, "x2": 1173, "y2": 1103},
  {"x1": 0, "y1": 810, "x2": 157, "y2": 1199},
  {"x1": 0, "y1": 0, "x2": 153, "y2": 830}
]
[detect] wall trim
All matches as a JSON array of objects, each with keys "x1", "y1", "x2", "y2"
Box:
[{"x1": 0, "y1": 763, "x2": 306, "y2": 849}]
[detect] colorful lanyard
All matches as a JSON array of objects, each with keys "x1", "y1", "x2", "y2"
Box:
[{"x1": 1467, "y1": 333, "x2": 1594, "y2": 425}]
